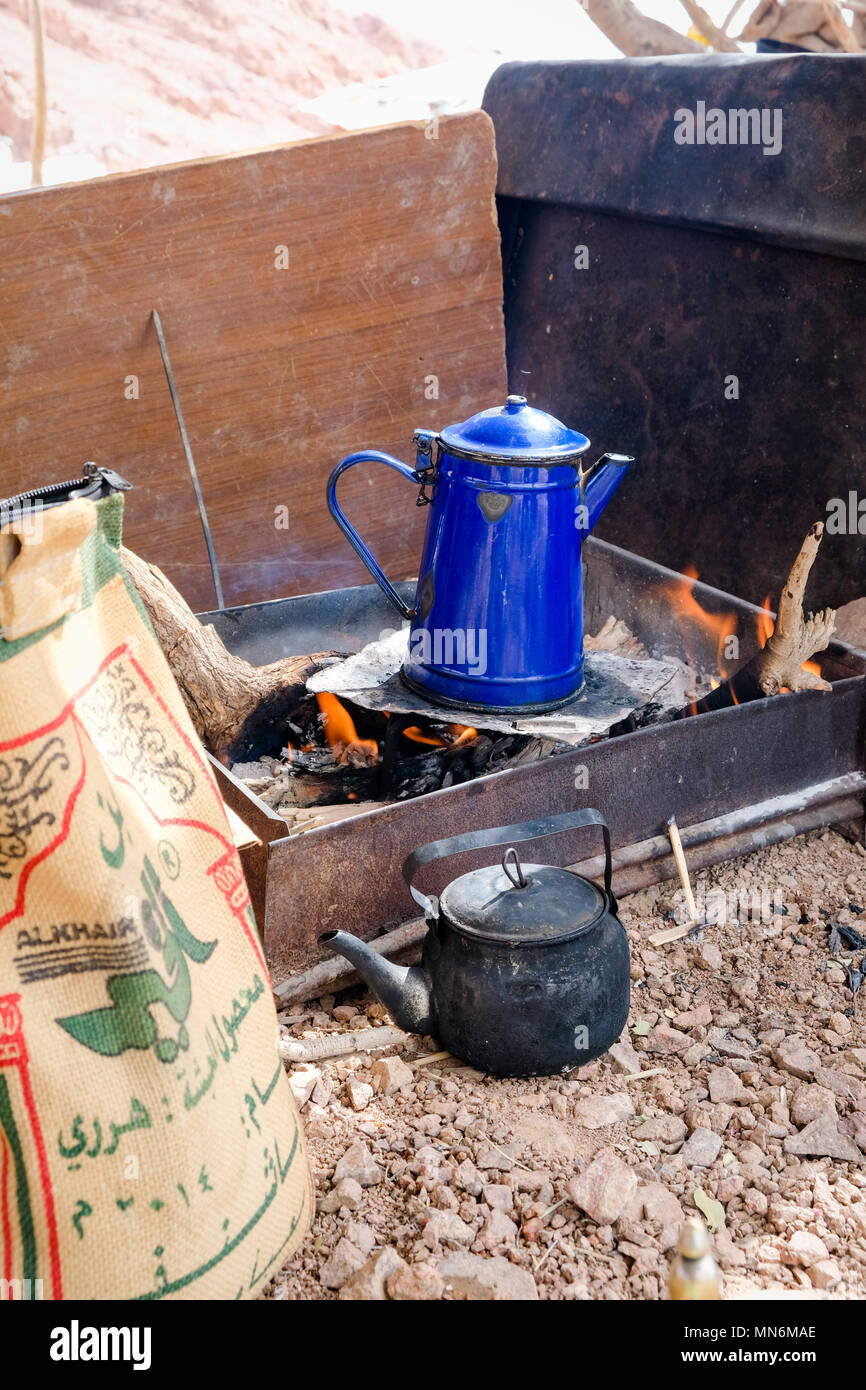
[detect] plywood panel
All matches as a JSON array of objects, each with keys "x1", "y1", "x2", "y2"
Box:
[{"x1": 0, "y1": 114, "x2": 506, "y2": 609}]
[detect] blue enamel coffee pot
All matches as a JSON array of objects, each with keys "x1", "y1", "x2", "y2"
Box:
[{"x1": 326, "y1": 396, "x2": 632, "y2": 712}]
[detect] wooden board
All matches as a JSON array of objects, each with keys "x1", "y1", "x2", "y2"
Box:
[{"x1": 0, "y1": 114, "x2": 506, "y2": 610}]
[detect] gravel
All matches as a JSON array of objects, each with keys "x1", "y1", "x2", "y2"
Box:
[{"x1": 263, "y1": 826, "x2": 866, "y2": 1301}]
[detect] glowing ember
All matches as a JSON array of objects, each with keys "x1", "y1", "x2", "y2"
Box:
[{"x1": 316, "y1": 692, "x2": 379, "y2": 765}]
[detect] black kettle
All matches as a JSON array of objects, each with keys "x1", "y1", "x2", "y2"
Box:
[{"x1": 321, "y1": 809, "x2": 630, "y2": 1078}]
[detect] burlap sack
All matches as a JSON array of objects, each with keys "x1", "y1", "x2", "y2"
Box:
[{"x1": 0, "y1": 492, "x2": 311, "y2": 1300}]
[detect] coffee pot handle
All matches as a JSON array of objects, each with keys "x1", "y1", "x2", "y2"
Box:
[
  {"x1": 327, "y1": 435, "x2": 437, "y2": 621},
  {"x1": 403, "y1": 808, "x2": 615, "y2": 919}
]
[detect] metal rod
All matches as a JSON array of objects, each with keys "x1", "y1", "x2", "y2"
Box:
[{"x1": 151, "y1": 308, "x2": 224, "y2": 610}]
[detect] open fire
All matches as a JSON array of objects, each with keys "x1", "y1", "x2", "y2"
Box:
[
  {"x1": 224, "y1": 527, "x2": 836, "y2": 835},
  {"x1": 315, "y1": 691, "x2": 477, "y2": 767}
]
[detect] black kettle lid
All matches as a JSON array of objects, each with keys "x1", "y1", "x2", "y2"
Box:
[{"x1": 439, "y1": 851, "x2": 606, "y2": 946}]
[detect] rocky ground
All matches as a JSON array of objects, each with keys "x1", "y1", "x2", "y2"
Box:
[
  {"x1": 265, "y1": 826, "x2": 866, "y2": 1301},
  {"x1": 0, "y1": 0, "x2": 439, "y2": 178}
]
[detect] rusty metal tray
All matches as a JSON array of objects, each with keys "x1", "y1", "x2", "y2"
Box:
[{"x1": 202, "y1": 537, "x2": 866, "y2": 985}]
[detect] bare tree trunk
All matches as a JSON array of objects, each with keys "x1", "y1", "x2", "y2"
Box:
[{"x1": 120, "y1": 545, "x2": 333, "y2": 765}]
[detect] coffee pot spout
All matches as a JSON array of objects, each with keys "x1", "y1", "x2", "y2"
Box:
[
  {"x1": 580, "y1": 453, "x2": 633, "y2": 534},
  {"x1": 320, "y1": 931, "x2": 437, "y2": 1035}
]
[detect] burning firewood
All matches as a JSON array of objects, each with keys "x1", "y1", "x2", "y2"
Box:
[
  {"x1": 612, "y1": 523, "x2": 837, "y2": 732},
  {"x1": 684, "y1": 522, "x2": 836, "y2": 714},
  {"x1": 119, "y1": 545, "x2": 333, "y2": 764}
]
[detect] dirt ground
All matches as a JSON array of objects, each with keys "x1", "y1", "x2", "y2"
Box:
[{"x1": 266, "y1": 826, "x2": 866, "y2": 1300}]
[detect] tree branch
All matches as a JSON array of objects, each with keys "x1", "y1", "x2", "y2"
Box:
[{"x1": 582, "y1": 0, "x2": 704, "y2": 54}]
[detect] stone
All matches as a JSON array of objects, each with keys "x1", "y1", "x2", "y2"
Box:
[
  {"x1": 320, "y1": 1238, "x2": 367, "y2": 1289},
  {"x1": 632, "y1": 1115, "x2": 687, "y2": 1148},
  {"x1": 782, "y1": 1231, "x2": 830, "y2": 1269},
  {"x1": 784, "y1": 1115, "x2": 863, "y2": 1162},
  {"x1": 645, "y1": 1025, "x2": 691, "y2": 1055},
  {"x1": 572, "y1": 1093, "x2": 635, "y2": 1129},
  {"x1": 829, "y1": 1011, "x2": 852, "y2": 1037},
  {"x1": 333, "y1": 1004, "x2": 359, "y2": 1022},
  {"x1": 288, "y1": 1065, "x2": 320, "y2": 1108},
  {"x1": 478, "y1": 1209, "x2": 518, "y2": 1249},
  {"x1": 455, "y1": 1159, "x2": 483, "y2": 1195},
  {"x1": 333, "y1": 1140, "x2": 383, "y2": 1187},
  {"x1": 790, "y1": 1085, "x2": 837, "y2": 1128},
  {"x1": 695, "y1": 941, "x2": 723, "y2": 971},
  {"x1": 566, "y1": 1148, "x2": 637, "y2": 1224},
  {"x1": 432, "y1": 1184, "x2": 459, "y2": 1211},
  {"x1": 438, "y1": 1251, "x2": 538, "y2": 1301},
  {"x1": 475, "y1": 1145, "x2": 515, "y2": 1171},
  {"x1": 422, "y1": 1209, "x2": 474, "y2": 1249},
  {"x1": 808, "y1": 1259, "x2": 841, "y2": 1290},
  {"x1": 744, "y1": 1187, "x2": 769, "y2": 1217},
  {"x1": 679, "y1": 1126, "x2": 723, "y2": 1167},
  {"x1": 608, "y1": 1035, "x2": 642, "y2": 1075},
  {"x1": 713, "y1": 1228, "x2": 747, "y2": 1268},
  {"x1": 772, "y1": 1036, "x2": 820, "y2": 1081},
  {"x1": 707, "y1": 1066, "x2": 753, "y2": 1105},
  {"x1": 813, "y1": 1067, "x2": 866, "y2": 1101},
  {"x1": 344, "y1": 1220, "x2": 376, "y2": 1253},
  {"x1": 638, "y1": 1183, "x2": 684, "y2": 1248},
  {"x1": 482, "y1": 1183, "x2": 514, "y2": 1213},
  {"x1": 674, "y1": 1002, "x2": 714, "y2": 1030},
  {"x1": 371, "y1": 1055, "x2": 415, "y2": 1095},
  {"x1": 345, "y1": 1077, "x2": 374, "y2": 1111},
  {"x1": 317, "y1": 1177, "x2": 363, "y2": 1214},
  {"x1": 386, "y1": 1261, "x2": 445, "y2": 1301},
  {"x1": 710, "y1": 1034, "x2": 752, "y2": 1061},
  {"x1": 706, "y1": 1102, "x2": 736, "y2": 1134},
  {"x1": 840, "y1": 1110, "x2": 866, "y2": 1149},
  {"x1": 339, "y1": 1247, "x2": 407, "y2": 1300}
]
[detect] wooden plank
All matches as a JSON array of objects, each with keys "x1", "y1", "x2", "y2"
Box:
[{"x1": 0, "y1": 114, "x2": 506, "y2": 610}]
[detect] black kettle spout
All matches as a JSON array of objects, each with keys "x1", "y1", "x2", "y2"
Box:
[{"x1": 320, "y1": 931, "x2": 437, "y2": 1036}]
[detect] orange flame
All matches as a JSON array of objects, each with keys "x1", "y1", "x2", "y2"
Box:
[
  {"x1": 404, "y1": 726, "x2": 446, "y2": 747},
  {"x1": 449, "y1": 724, "x2": 477, "y2": 745},
  {"x1": 656, "y1": 564, "x2": 737, "y2": 698},
  {"x1": 403, "y1": 722, "x2": 477, "y2": 750},
  {"x1": 316, "y1": 692, "x2": 378, "y2": 763},
  {"x1": 757, "y1": 594, "x2": 774, "y2": 650}
]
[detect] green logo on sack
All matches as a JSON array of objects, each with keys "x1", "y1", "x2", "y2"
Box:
[{"x1": 56, "y1": 853, "x2": 216, "y2": 1063}]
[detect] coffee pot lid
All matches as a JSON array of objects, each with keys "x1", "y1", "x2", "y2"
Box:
[
  {"x1": 439, "y1": 850, "x2": 606, "y2": 946},
  {"x1": 438, "y1": 395, "x2": 590, "y2": 464}
]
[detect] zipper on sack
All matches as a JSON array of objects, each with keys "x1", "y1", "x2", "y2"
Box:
[{"x1": 1, "y1": 463, "x2": 132, "y2": 511}]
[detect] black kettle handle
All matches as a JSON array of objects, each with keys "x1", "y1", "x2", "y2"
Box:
[{"x1": 402, "y1": 809, "x2": 615, "y2": 919}]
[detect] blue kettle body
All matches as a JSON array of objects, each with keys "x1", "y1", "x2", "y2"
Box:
[{"x1": 326, "y1": 396, "x2": 632, "y2": 713}]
